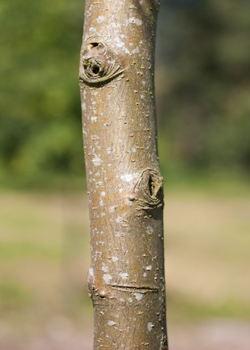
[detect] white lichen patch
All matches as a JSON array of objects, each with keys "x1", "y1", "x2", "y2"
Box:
[
  {"x1": 128, "y1": 17, "x2": 143, "y2": 26},
  {"x1": 147, "y1": 226, "x2": 154, "y2": 235},
  {"x1": 111, "y1": 22, "x2": 121, "y2": 28},
  {"x1": 109, "y1": 206, "x2": 115, "y2": 213},
  {"x1": 131, "y1": 47, "x2": 139, "y2": 55},
  {"x1": 147, "y1": 322, "x2": 154, "y2": 332},
  {"x1": 146, "y1": 265, "x2": 152, "y2": 271},
  {"x1": 115, "y1": 216, "x2": 123, "y2": 223},
  {"x1": 108, "y1": 320, "x2": 116, "y2": 326},
  {"x1": 102, "y1": 263, "x2": 108, "y2": 273},
  {"x1": 92, "y1": 154, "x2": 102, "y2": 166},
  {"x1": 101, "y1": 191, "x2": 106, "y2": 197},
  {"x1": 119, "y1": 272, "x2": 128, "y2": 280},
  {"x1": 112, "y1": 256, "x2": 118, "y2": 262},
  {"x1": 89, "y1": 267, "x2": 94, "y2": 277},
  {"x1": 121, "y1": 174, "x2": 133, "y2": 182},
  {"x1": 96, "y1": 16, "x2": 105, "y2": 23},
  {"x1": 99, "y1": 199, "x2": 104, "y2": 207},
  {"x1": 121, "y1": 173, "x2": 138, "y2": 182},
  {"x1": 103, "y1": 274, "x2": 112, "y2": 284},
  {"x1": 134, "y1": 293, "x2": 143, "y2": 301},
  {"x1": 114, "y1": 36, "x2": 125, "y2": 48},
  {"x1": 113, "y1": 36, "x2": 130, "y2": 54},
  {"x1": 143, "y1": 272, "x2": 147, "y2": 277}
]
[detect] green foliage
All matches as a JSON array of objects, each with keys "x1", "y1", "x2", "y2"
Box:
[
  {"x1": 0, "y1": 0, "x2": 85, "y2": 187},
  {"x1": 0, "y1": 282, "x2": 33, "y2": 310},
  {"x1": 1, "y1": 0, "x2": 250, "y2": 188},
  {"x1": 157, "y1": 0, "x2": 250, "y2": 175},
  {"x1": 169, "y1": 293, "x2": 250, "y2": 321}
]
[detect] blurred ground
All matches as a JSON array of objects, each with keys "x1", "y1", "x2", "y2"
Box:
[
  {"x1": 0, "y1": 189, "x2": 249, "y2": 349},
  {"x1": 1, "y1": 321, "x2": 250, "y2": 350}
]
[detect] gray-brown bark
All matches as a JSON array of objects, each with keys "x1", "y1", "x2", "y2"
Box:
[{"x1": 79, "y1": 0, "x2": 168, "y2": 349}]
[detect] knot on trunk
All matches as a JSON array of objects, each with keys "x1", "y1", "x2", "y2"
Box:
[
  {"x1": 87, "y1": 267, "x2": 108, "y2": 302},
  {"x1": 79, "y1": 37, "x2": 123, "y2": 85},
  {"x1": 129, "y1": 169, "x2": 164, "y2": 210}
]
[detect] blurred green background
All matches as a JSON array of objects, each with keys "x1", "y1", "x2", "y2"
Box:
[
  {"x1": 0, "y1": 0, "x2": 250, "y2": 349},
  {"x1": 1, "y1": 0, "x2": 250, "y2": 189}
]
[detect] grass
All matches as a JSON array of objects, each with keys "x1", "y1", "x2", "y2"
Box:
[
  {"x1": 0, "y1": 186, "x2": 249, "y2": 336},
  {"x1": 164, "y1": 192, "x2": 250, "y2": 321},
  {"x1": 0, "y1": 281, "x2": 33, "y2": 310},
  {"x1": 168, "y1": 295, "x2": 250, "y2": 320}
]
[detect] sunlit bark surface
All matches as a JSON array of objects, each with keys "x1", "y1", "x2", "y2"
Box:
[{"x1": 79, "y1": 0, "x2": 168, "y2": 348}]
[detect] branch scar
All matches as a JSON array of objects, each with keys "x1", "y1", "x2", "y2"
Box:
[
  {"x1": 129, "y1": 168, "x2": 164, "y2": 210},
  {"x1": 79, "y1": 36, "x2": 124, "y2": 85}
]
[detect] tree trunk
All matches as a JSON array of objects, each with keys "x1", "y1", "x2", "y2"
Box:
[{"x1": 79, "y1": 0, "x2": 168, "y2": 349}]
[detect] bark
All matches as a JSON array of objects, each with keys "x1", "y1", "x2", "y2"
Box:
[{"x1": 79, "y1": 0, "x2": 168, "y2": 349}]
